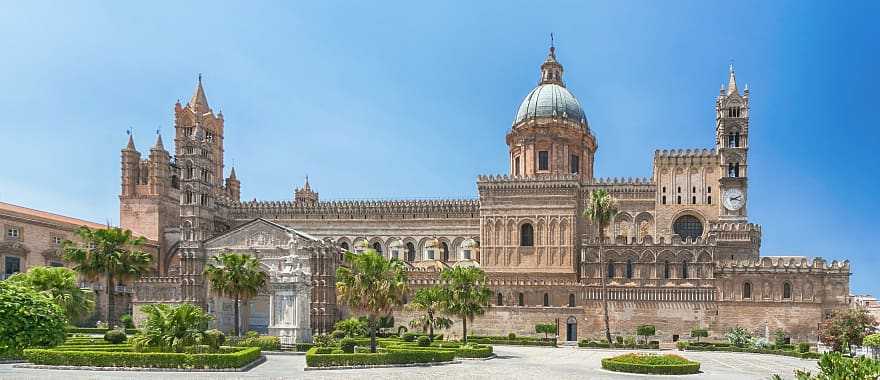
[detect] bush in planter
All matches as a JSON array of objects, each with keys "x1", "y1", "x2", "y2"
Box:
[
  {"x1": 417, "y1": 336, "x2": 431, "y2": 347},
  {"x1": 636, "y1": 325, "x2": 656, "y2": 344},
  {"x1": 691, "y1": 328, "x2": 709, "y2": 343},
  {"x1": 340, "y1": 338, "x2": 357, "y2": 353},
  {"x1": 103, "y1": 329, "x2": 127, "y2": 344},
  {"x1": 797, "y1": 342, "x2": 811, "y2": 353}
]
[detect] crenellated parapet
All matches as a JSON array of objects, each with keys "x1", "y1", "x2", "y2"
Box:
[
  {"x1": 709, "y1": 222, "x2": 762, "y2": 241},
  {"x1": 654, "y1": 148, "x2": 719, "y2": 161},
  {"x1": 477, "y1": 173, "x2": 581, "y2": 193},
  {"x1": 581, "y1": 235, "x2": 716, "y2": 246},
  {"x1": 229, "y1": 198, "x2": 480, "y2": 219},
  {"x1": 717, "y1": 256, "x2": 850, "y2": 273}
]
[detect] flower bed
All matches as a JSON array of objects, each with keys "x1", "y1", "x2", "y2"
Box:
[
  {"x1": 601, "y1": 353, "x2": 700, "y2": 375},
  {"x1": 579, "y1": 340, "x2": 660, "y2": 350},
  {"x1": 305, "y1": 346, "x2": 455, "y2": 367},
  {"x1": 678, "y1": 342, "x2": 820, "y2": 359},
  {"x1": 22, "y1": 346, "x2": 261, "y2": 369}
]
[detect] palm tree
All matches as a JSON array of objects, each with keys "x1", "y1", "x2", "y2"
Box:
[
  {"x1": 440, "y1": 266, "x2": 492, "y2": 344},
  {"x1": 336, "y1": 249, "x2": 408, "y2": 353},
  {"x1": 62, "y1": 226, "x2": 153, "y2": 325},
  {"x1": 203, "y1": 252, "x2": 268, "y2": 337},
  {"x1": 8, "y1": 266, "x2": 95, "y2": 323},
  {"x1": 131, "y1": 303, "x2": 213, "y2": 352},
  {"x1": 584, "y1": 189, "x2": 618, "y2": 344},
  {"x1": 407, "y1": 287, "x2": 453, "y2": 341}
]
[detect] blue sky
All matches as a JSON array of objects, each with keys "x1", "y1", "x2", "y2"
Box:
[{"x1": 1, "y1": 1, "x2": 877, "y2": 295}]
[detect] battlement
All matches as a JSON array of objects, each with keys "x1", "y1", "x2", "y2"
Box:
[
  {"x1": 718, "y1": 256, "x2": 850, "y2": 272},
  {"x1": 477, "y1": 173, "x2": 580, "y2": 182},
  {"x1": 591, "y1": 177, "x2": 653, "y2": 185},
  {"x1": 230, "y1": 198, "x2": 480, "y2": 216},
  {"x1": 653, "y1": 148, "x2": 719, "y2": 166},
  {"x1": 581, "y1": 235, "x2": 716, "y2": 246},
  {"x1": 654, "y1": 148, "x2": 717, "y2": 158},
  {"x1": 135, "y1": 276, "x2": 181, "y2": 284}
]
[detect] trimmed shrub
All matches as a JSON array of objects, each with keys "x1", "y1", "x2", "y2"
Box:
[
  {"x1": 417, "y1": 336, "x2": 431, "y2": 347},
  {"x1": 691, "y1": 328, "x2": 709, "y2": 342},
  {"x1": 676, "y1": 341, "x2": 689, "y2": 350},
  {"x1": 507, "y1": 333, "x2": 516, "y2": 340},
  {"x1": 798, "y1": 342, "x2": 811, "y2": 353},
  {"x1": 66, "y1": 327, "x2": 139, "y2": 335},
  {"x1": 201, "y1": 329, "x2": 225, "y2": 351},
  {"x1": 403, "y1": 333, "x2": 417, "y2": 342},
  {"x1": 23, "y1": 346, "x2": 261, "y2": 369},
  {"x1": 305, "y1": 347, "x2": 455, "y2": 367},
  {"x1": 536, "y1": 323, "x2": 556, "y2": 339},
  {"x1": 615, "y1": 336, "x2": 624, "y2": 345},
  {"x1": 119, "y1": 314, "x2": 135, "y2": 329},
  {"x1": 339, "y1": 338, "x2": 357, "y2": 353},
  {"x1": 682, "y1": 342, "x2": 821, "y2": 359},
  {"x1": 601, "y1": 353, "x2": 700, "y2": 375},
  {"x1": 314, "y1": 347, "x2": 334, "y2": 354},
  {"x1": 233, "y1": 335, "x2": 279, "y2": 351},
  {"x1": 637, "y1": 325, "x2": 656, "y2": 343},
  {"x1": 294, "y1": 343, "x2": 314, "y2": 352},
  {"x1": 313, "y1": 334, "x2": 336, "y2": 348},
  {"x1": 103, "y1": 329, "x2": 127, "y2": 344}
]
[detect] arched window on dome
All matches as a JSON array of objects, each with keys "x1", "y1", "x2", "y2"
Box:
[
  {"x1": 520, "y1": 223, "x2": 534, "y2": 247},
  {"x1": 538, "y1": 151, "x2": 549, "y2": 171}
]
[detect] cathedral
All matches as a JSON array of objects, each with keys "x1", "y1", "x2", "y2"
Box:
[{"x1": 124, "y1": 46, "x2": 851, "y2": 343}]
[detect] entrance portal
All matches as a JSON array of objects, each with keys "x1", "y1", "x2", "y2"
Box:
[{"x1": 566, "y1": 316, "x2": 577, "y2": 341}]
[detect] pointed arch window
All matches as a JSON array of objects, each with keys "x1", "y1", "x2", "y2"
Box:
[
  {"x1": 497, "y1": 293, "x2": 504, "y2": 306},
  {"x1": 520, "y1": 223, "x2": 534, "y2": 247},
  {"x1": 568, "y1": 293, "x2": 576, "y2": 307},
  {"x1": 441, "y1": 242, "x2": 449, "y2": 262},
  {"x1": 743, "y1": 282, "x2": 752, "y2": 299},
  {"x1": 543, "y1": 293, "x2": 550, "y2": 307},
  {"x1": 340, "y1": 242, "x2": 350, "y2": 251},
  {"x1": 372, "y1": 242, "x2": 382, "y2": 254},
  {"x1": 607, "y1": 260, "x2": 615, "y2": 278},
  {"x1": 682, "y1": 261, "x2": 689, "y2": 279},
  {"x1": 406, "y1": 242, "x2": 416, "y2": 262},
  {"x1": 184, "y1": 190, "x2": 193, "y2": 204},
  {"x1": 626, "y1": 259, "x2": 633, "y2": 279},
  {"x1": 518, "y1": 292, "x2": 524, "y2": 307},
  {"x1": 783, "y1": 282, "x2": 792, "y2": 300},
  {"x1": 663, "y1": 260, "x2": 670, "y2": 279}
]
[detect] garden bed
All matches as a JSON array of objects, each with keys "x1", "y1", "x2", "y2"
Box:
[
  {"x1": 579, "y1": 340, "x2": 660, "y2": 350},
  {"x1": 678, "y1": 342, "x2": 820, "y2": 359},
  {"x1": 23, "y1": 346, "x2": 262, "y2": 369},
  {"x1": 601, "y1": 353, "x2": 700, "y2": 375},
  {"x1": 305, "y1": 346, "x2": 456, "y2": 368}
]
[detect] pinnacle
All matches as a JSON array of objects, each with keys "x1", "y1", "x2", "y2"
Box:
[
  {"x1": 726, "y1": 64, "x2": 738, "y2": 95},
  {"x1": 152, "y1": 133, "x2": 165, "y2": 151},
  {"x1": 125, "y1": 133, "x2": 136, "y2": 151},
  {"x1": 189, "y1": 75, "x2": 210, "y2": 111}
]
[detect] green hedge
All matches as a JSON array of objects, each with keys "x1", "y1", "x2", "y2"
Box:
[
  {"x1": 23, "y1": 346, "x2": 261, "y2": 369},
  {"x1": 66, "y1": 327, "x2": 139, "y2": 335},
  {"x1": 681, "y1": 343, "x2": 820, "y2": 359},
  {"x1": 294, "y1": 343, "x2": 314, "y2": 352},
  {"x1": 601, "y1": 353, "x2": 700, "y2": 375},
  {"x1": 305, "y1": 347, "x2": 455, "y2": 367},
  {"x1": 384, "y1": 342, "x2": 493, "y2": 358},
  {"x1": 230, "y1": 336, "x2": 280, "y2": 351},
  {"x1": 466, "y1": 336, "x2": 555, "y2": 347},
  {"x1": 578, "y1": 340, "x2": 659, "y2": 349}
]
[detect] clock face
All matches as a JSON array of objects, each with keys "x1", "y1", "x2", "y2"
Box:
[{"x1": 723, "y1": 188, "x2": 745, "y2": 211}]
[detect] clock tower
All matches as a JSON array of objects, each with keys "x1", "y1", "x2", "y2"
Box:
[{"x1": 715, "y1": 65, "x2": 749, "y2": 221}]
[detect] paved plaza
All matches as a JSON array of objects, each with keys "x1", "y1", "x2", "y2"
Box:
[{"x1": 0, "y1": 346, "x2": 818, "y2": 380}]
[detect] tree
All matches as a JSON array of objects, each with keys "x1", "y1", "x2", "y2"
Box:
[
  {"x1": 536, "y1": 323, "x2": 556, "y2": 340},
  {"x1": 690, "y1": 328, "x2": 708, "y2": 343},
  {"x1": 8, "y1": 266, "x2": 95, "y2": 324},
  {"x1": 819, "y1": 307, "x2": 877, "y2": 353},
  {"x1": 203, "y1": 252, "x2": 269, "y2": 337},
  {"x1": 439, "y1": 266, "x2": 492, "y2": 344},
  {"x1": 0, "y1": 281, "x2": 67, "y2": 356},
  {"x1": 864, "y1": 333, "x2": 880, "y2": 360},
  {"x1": 407, "y1": 287, "x2": 453, "y2": 341},
  {"x1": 62, "y1": 226, "x2": 152, "y2": 325},
  {"x1": 772, "y1": 352, "x2": 880, "y2": 380},
  {"x1": 131, "y1": 303, "x2": 213, "y2": 352},
  {"x1": 334, "y1": 317, "x2": 368, "y2": 338},
  {"x1": 583, "y1": 189, "x2": 618, "y2": 344},
  {"x1": 637, "y1": 325, "x2": 657, "y2": 344},
  {"x1": 336, "y1": 249, "x2": 408, "y2": 353}
]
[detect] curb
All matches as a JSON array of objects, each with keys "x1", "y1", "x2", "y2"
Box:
[
  {"x1": 13, "y1": 355, "x2": 266, "y2": 372},
  {"x1": 304, "y1": 359, "x2": 461, "y2": 371},
  {"x1": 457, "y1": 354, "x2": 496, "y2": 361}
]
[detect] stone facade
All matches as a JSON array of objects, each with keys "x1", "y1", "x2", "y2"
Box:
[
  {"x1": 124, "y1": 45, "x2": 852, "y2": 343},
  {"x1": 0, "y1": 201, "x2": 158, "y2": 324}
]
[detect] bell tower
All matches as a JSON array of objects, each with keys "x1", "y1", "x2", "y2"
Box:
[{"x1": 715, "y1": 64, "x2": 749, "y2": 221}]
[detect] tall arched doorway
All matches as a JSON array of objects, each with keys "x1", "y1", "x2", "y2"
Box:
[{"x1": 566, "y1": 316, "x2": 577, "y2": 341}]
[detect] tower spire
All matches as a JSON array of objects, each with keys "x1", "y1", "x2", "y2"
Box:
[
  {"x1": 125, "y1": 130, "x2": 136, "y2": 151},
  {"x1": 152, "y1": 129, "x2": 165, "y2": 151},
  {"x1": 189, "y1": 73, "x2": 210, "y2": 112},
  {"x1": 726, "y1": 63, "x2": 738, "y2": 95}
]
